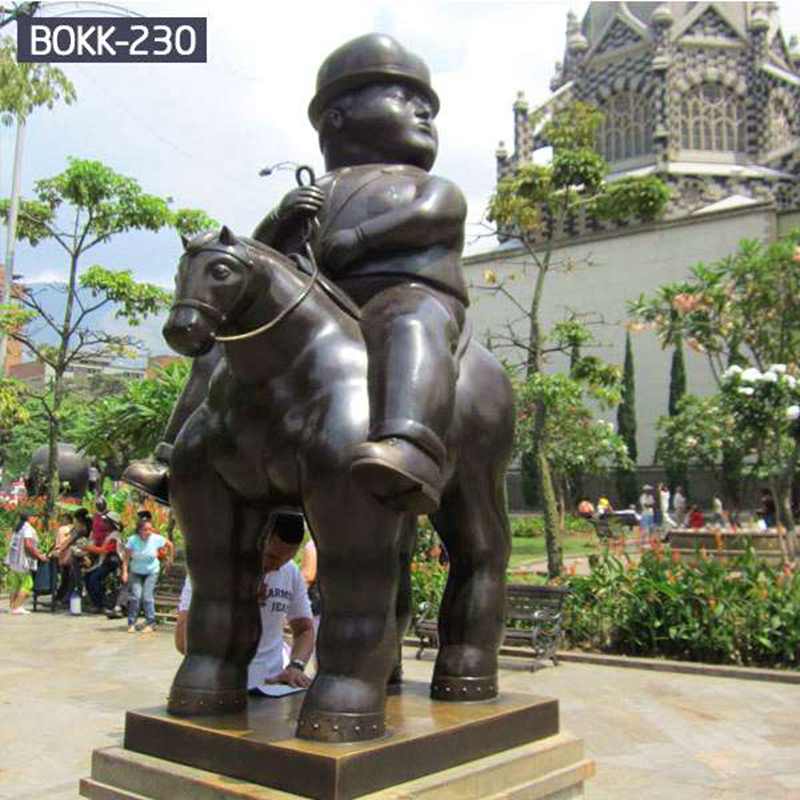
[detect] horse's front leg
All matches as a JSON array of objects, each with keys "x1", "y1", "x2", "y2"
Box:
[
  {"x1": 167, "y1": 413, "x2": 267, "y2": 716},
  {"x1": 298, "y1": 481, "x2": 404, "y2": 742}
]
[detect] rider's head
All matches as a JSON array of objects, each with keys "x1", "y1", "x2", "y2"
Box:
[{"x1": 310, "y1": 34, "x2": 439, "y2": 172}]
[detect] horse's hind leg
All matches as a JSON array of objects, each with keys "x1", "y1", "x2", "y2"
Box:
[
  {"x1": 167, "y1": 417, "x2": 267, "y2": 716},
  {"x1": 428, "y1": 465, "x2": 511, "y2": 701}
]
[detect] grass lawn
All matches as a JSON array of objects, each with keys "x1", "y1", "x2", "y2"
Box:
[{"x1": 508, "y1": 532, "x2": 600, "y2": 570}]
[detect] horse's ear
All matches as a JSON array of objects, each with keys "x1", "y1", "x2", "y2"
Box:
[
  {"x1": 180, "y1": 234, "x2": 190, "y2": 249},
  {"x1": 219, "y1": 225, "x2": 238, "y2": 246}
]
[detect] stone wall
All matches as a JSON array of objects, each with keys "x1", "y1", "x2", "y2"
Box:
[{"x1": 464, "y1": 202, "x2": 777, "y2": 465}]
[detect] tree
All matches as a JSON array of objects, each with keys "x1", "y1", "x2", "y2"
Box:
[
  {"x1": 721, "y1": 365, "x2": 800, "y2": 557},
  {"x1": 655, "y1": 394, "x2": 738, "y2": 494},
  {"x1": 630, "y1": 231, "x2": 800, "y2": 506},
  {"x1": 513, "y1": 369, "x2": 630, "y2": 530},
  {"x1": 615, "y1": 331, "x2": 638, "y2": 508},
  {"x1": 0, "y1": 35, "x2": 77, "y2": 367},
  {"x1": 0, "y1": 158, "x2": 216, "y2": 522},
  {"x1": 666, "y1": 338, "x2": 688, "y2": 494},
  {"x1": 481, "y1": 101, "x2": 669, "y2": 577},
  {"x1": 75, "y1": 359, "x2": 191, "y2": 474},
  {"x1": 0, "y1": 390, "x2": 89, "y2": 478},
  {"x1": 629, "y1": 232, "x2": 800, "y2": 380}
]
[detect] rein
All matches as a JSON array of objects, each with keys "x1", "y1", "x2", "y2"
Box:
[
  {"x1": 175, "y1": 165, "x2": 322, "y2": 344},
  {"x1": 212, "y1": 241, "x2": 320, "y2": 343}
]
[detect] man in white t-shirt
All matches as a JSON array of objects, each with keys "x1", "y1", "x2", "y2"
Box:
[{"x1": 175, "y1": 512, "x2": 314, "y2": 691}]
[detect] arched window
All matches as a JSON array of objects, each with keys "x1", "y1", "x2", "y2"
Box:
[
  {"x1": 596, "y1": 92, "x2": 653, "y2": 162},
  {"x1": 767, "y1": 94, "x2": 794, "y2": 152},
  {"x1": 679, "y1": 83, "x2": 745, "y2": 152}
]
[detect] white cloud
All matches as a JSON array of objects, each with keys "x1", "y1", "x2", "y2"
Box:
[{"x1": 4, "y1": 0, "x2": 800, "y2": 349}]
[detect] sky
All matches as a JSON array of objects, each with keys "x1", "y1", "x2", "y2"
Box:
[{"x1": 5, "y1": 1, "x2": 800, "y2": 290}]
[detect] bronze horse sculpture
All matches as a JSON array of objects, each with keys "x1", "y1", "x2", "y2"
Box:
[{"x1": 163, "y1": 226, "x2": 514, "y2": 743}]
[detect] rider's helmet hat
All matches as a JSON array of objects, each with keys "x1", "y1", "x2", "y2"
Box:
[{"x1": 308, "y1": 33, "x2": 440, "y2": 130}]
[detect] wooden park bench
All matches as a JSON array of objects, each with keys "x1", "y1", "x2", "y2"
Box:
[{"x1": 414, "y1": 583, "x2": 570, "y2": 670}]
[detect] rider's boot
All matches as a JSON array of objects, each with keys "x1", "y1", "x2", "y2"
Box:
[
  {"x1": 351, "y1": 437, "x2": 444, "y2": 515},
  {"x1": 121, "y1": 442, "x2": 172, "y2": 506}
]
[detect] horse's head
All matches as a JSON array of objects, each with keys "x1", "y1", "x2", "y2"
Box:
[{"x1": 164, "y1": 226, "x2": 265, "y2": 356}]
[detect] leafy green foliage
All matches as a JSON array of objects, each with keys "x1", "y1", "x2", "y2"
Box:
[
  {"x1": 666, "y1": 340, "x2": 689, "y2": 492},
  {"x1": 488, "y1": 102, "x2": 669, "y2": 237},
  {"x1": 74, "y1": 360, "x2": 191, "y2": 469},
  {"x1": 0, "y1": 378, "x2": 29, "y2": 430},
  {"x1": 0, "y1": 157, "x2": 213, "y2": 523},
  {"x1": 590, "y1": 175, "x2": 671, "y2": 223},
  {"x1": 656, "y1": 394, "x2": 738, "y2": 479},
  {"x1": 481, "y1": 100, "x2": 668, "y2": 577},
  {"x1": 510, "y1": 514, "x2": 595, "y2": 539},
  {"x1": 0, "y1": 392, "x2": 89, "y2": 477},
  {"x1": 0, "y1": 35, "x2": 75, "y2": 119},
  {"x1": 80, "y1": 266, "x2": 172, "y2": 325},
  {"x1": 564, "y1": 546, "x2": 800, "y2": 669},
  {"x1": 629, "y1": 230, "x2": 800, "y2": 380}
]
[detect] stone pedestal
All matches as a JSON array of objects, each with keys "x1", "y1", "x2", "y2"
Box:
[{"x1": 80, "y1": 682, "x2": 594, "y2": 800}]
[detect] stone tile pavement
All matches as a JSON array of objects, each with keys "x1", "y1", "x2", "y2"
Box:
[{"x1": 1, "y1": 608, "x2": 798, "y2": 799}]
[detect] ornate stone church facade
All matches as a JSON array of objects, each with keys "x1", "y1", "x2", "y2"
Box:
[
  {"x1": 496, "y1": 1, "x2": 800, "y2": 237},
  {"x1": 466, "y1": 2, "x2": 800, "y2": 505}
]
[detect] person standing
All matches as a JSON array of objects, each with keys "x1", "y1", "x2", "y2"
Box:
[
  {"x1": 658, "y1": 483, "x2": 676, "y2": 530},
  {"x1": 5, "y1": 513, "x2": 48, "y2": 614},
  {"x1": 639, "y1": 485, "x2": 655, "y2": 546},
  {"x1": 711, "y1": 495, "x2": 725, "y2": 527},
  {"x1": 673, "y1": 486, "x2": 687, "y2": 527},
  {"x1": 123, "y1": 514, "x2": 174, "y2": 633},
  {"x1": 760, "y1": 489, "x2": 777, "y2": 529}
]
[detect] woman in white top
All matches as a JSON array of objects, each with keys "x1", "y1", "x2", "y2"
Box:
[{"x1": 5, "y1": 513, "x2": 47, "y2": 614}]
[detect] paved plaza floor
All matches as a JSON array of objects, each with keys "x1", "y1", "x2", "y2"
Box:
[{"x1": 1, "y1": 608, "x2": 799, "y2": 800}]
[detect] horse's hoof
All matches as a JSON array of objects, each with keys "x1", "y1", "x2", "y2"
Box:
[
  {"x1": 430, "y1": 674, "x2": 498, "y2": 702},
  {"x1": 296, "y1": 709, "x2": 386, "y2": 742},
  {"x1": 167, "y1": 685, "x2": 247, "y2": 716},
  {"x1": 351, "y1": 438, "x2": 442, "y2": 514}
]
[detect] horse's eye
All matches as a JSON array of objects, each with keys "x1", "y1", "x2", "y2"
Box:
[{"x1": 210, "y1": 263, "x2": 232, "y2": 281}]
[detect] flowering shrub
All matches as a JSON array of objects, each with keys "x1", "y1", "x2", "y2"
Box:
[{"x1": 563, "y1": 545, "x2": 800, "y2": 669}]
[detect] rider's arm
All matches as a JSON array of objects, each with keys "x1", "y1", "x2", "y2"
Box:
[
  {"x1": 356, "y1": 176, "x2": 466, "y2": 251},
  {"x1": 251, "y1": 207, "x2": 283, "y2": 248}
]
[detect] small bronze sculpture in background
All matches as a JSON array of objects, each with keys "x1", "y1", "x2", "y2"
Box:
[{"x1": 127, "y1": 34, "x2": 515, "y2": 743}]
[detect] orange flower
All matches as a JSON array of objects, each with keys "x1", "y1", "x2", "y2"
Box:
[
  {"x1": 713, "y1": 530, "x2": 723, "y2": 551},
  {"x1": 793, "y1": 246, "x2": 800, "y2": 264},
  {"x1": 672, "y1": 293, "x2": 699, "y2": 314},
  {"x1": 671, "y1": 549, "x2": 681, "y2": 564}
]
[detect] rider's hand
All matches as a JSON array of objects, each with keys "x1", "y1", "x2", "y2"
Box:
[
  {"x1": 322, "y1": 227, "x2": 362, "y2": 271},
  {"x1": 278, "y1": 186, "x2": 325, "y2": 221}
]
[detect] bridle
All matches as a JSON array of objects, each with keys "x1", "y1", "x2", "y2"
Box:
[{"x1": 171, "y1": 166, "x2": 321, "y2": 344}]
